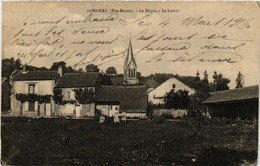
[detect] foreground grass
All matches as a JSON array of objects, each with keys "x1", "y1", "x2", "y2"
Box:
[{"x1": 1, "y1": 117, "x2": 258, "y2": 166}]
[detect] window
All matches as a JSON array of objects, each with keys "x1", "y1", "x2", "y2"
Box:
[
  {"x1": 29, "y1": 84, "x2": 35, "y2": 94},
  {"x1": 128, "y1": 68, "x2": 131, "y2": 77},
  {"x1": 172, "y1": 84, "x2": 176, "y2": 89}
]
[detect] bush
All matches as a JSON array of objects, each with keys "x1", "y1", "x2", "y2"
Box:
[
  {"x1": 183, "y1": 116, "x2": 239, "y2": 128},
  {"x1": 164, "y1": 89, "x2": 190, "y2": 109}
]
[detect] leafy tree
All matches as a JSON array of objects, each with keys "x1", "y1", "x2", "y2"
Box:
[
  {"x1": 164, "y1": 89, "x2": 190, "y2": 109},
  {"x1": 86, "y1": 64, "x2": 100, "y2": 72},
  {"x1": 143, "y1": 78, "x2": 159, "y2": 88},
  {"x1": 100, "y1": 74, "x2": 112, "y2": 85},
  {"x1": 53, "y1": 88, "x2": 63, "y2": 104},
  {"x1": 50, "y1": 61, "x2": 76, "y2": 73},
  {"x1": 235, "y1": 71, "x2": 244, "y2": 88},
  {"x1": 73, "y1": 88, "x2": 95, "y2": 104},
  {"x1": 77, "y1": 68, "x2": 84, "y2": 73},
  {"x1": 15, "y1": 58, "x2": 22, "y2": 70},
  {"x1": 212, "y1": 71, "x2": 230, "y2": 91},
  {"x1": 148, "y1": 73, "x2": 174, "y2": 85},
  {"x1": 50, "y1": 61, "x2": 66, "y2": 71},
  {"x1": 187, "y1": 72, "x2": 210, "y2": 116},
  {"x1": 66, "y1": 66, "x2": 75, "y2": 73},
  {"x1": 106, "y1": 67, "x2": 117, "y2": 75},
  {"x1": 136, "y1": 72, "x2": 141, "y2": 79},
  {"x1": 2, "y1": 58, "x2": 21, "y2": 79}
]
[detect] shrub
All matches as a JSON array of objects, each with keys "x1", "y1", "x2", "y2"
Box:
[{"x1": 164, "y1": 89, "x2": 190, "y2": 109}]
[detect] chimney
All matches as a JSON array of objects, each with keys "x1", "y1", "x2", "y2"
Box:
[
  {"x1": 22, "y1": 64, "x2": 27, "y2": 73},
  {"x1": 58, "y1": 66, "x2": 64, "y2": 77}
]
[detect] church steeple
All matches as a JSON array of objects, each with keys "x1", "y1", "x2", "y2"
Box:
[{"x1": 124, "y1": 39, "x2": 138, "y2": 85}]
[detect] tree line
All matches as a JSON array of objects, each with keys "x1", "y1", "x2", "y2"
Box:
[{"x1": 2, "y1": 58, "x2": 244, "y2": 89}]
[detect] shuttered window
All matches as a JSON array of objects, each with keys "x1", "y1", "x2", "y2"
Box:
[{"x1": 29, "y1": 84, "x2": 35, "y2": 94}]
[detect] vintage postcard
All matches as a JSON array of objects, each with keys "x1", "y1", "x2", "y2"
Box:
[{"x1": 1, "y1": 1, "x2": 259, "y2": 165}]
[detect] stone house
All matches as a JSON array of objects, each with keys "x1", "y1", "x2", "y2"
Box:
[
  {"x1": 10, "y1": 66, "x2": 60, "y2": 117},
  {"x1": 55, "y1": 72, "x2": 101, "y2": 118}
]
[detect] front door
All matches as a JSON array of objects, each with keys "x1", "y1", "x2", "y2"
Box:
[{"x1": 29, "y1": 102, "x2": 35, "y2": 112}]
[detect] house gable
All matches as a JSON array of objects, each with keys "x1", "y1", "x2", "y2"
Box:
[{"x1": 148, "y1": 77, "x2": 195, "y2": 104}]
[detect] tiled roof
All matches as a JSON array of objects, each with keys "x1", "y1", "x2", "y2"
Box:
[
  {"x1": 96, "y1": 86, "x2": 147, "y2": 112},
  {"x1": 203, "y1": 85, "x2": 259, "y2": 104},
  {"x1": 12, "y1": 71, "x2": 59, "y2": 81},
  {"x1": 56, "y1": 72, "x2": 99, "y2": 88}
]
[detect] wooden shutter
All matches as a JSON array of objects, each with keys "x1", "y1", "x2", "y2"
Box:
[
  {"x1": 35, "y1": 101, "x2": 38, "y2": 111},
  {"x1": 25, "y1": 85, "x2": 29, "y2": 93},
  {"x1": 35, "y1": 85, "x2": 38, "y2": 94},
  {"x1": 24, "y1": 102, "x2": 29, "y2": 111}
]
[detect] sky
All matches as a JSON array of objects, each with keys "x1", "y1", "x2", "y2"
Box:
[{"x1": 2, "y1": 1, "x2": 260, "y2": 88}]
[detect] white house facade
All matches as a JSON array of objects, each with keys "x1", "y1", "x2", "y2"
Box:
[
  {"x1": 148, "y1": 77, "x2": 195, "y2": 105},
  {"x1": 10, "y1": 68, "x2": 60, "y2": 117}
]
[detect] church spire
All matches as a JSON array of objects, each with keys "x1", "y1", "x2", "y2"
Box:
[
  {"x1": 124, "y1": 38, "x2": 137, "y2": 69},
  {"x1": 123, "y1": 38, "x2": 139, "y2": 85}
]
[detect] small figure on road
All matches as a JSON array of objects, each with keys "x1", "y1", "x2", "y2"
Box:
[{"x1": 99, "y1": 115, "x2": 105, "y2": 123}]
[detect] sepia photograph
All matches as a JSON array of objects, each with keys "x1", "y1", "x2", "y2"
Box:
[{"x1": 1, "y1": 1, "x2": 259, "y2": 165}]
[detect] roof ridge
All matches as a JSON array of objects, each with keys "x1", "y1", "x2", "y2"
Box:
[{"x1": 211, "y1": 85, "x2": 259, "y2": 94}]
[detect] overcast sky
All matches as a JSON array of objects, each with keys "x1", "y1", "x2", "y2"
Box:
[{"x1": 2, "y1": 1, "x2": 260, "y2": 88}]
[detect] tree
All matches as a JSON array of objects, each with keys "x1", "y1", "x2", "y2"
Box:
[
  {"x1": 235, "y1": 71, "x2": 244, "y2": 88},
  {"x1": 53, "y1": 88, "x2": 63, "y2": 104},
  {"x1": 50, "y1": 61, "x2": 76, "y2": 73},
  {"x1": 2, "y1": 58, "x2": 22, "y2": 79},
  {"x1": 15, "y1": 58, "x2": 22, "y2": 70},
  {"x1": 77, "y1": 68, "x2": 84, "y2": 73},
  {"x1": 73, "y1": 88, "x2": 95, "y2": 104},
  {"x1": 202, "y1": 70, "x2": 209, "y2": 84},
  {"x1": 106, "y1": 67, "x2": 117, "y2": 75},
  {"x1": 136, "y1": 72, "x2": 141, "y2": 79},
  {"x1": 212, "y1": 71, "x2": 230, "y2": 91},
  {"x1": 50, "y1": 61, "x2": 66, "y2": 71},
  {"x1": 100, "y1": 74, "x2": 112, "y2": 85},
  {"x1": 164, "y1": 89, "x2": 190, "y2": 109},
  {"x1": 195, "y1": 71, "x2": 200, "y2": 81},
  {"x1": 188, "y1": 82, "x2": 210, "y2": 116},
  {"x1": 86, "y1": 64, "x2": 100, "y2": 72}
]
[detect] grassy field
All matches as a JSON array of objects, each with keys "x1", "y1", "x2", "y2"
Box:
[{"x1": 1, "y1": 117, "x2": 258, "y2": 166}]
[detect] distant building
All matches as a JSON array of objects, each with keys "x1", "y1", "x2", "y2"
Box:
[
  {"x1": 123, "y1": 39, "x2": 139, "y2": 85},
  {"x1": 96, "y1": 86, "x2": 147, "y2": 118},
  {"x1": 148, "y1": 77, "x2": 195, "y2": 105},
  {"x1": 10, "y1": 65, "x2": 60, "y2": 117},
  {"x1": 203, "y1": 85, "x2": 259, "y2": 120},
  {"x1": 55, "y1": 72, "x2": 100, "y2": 117},
  {"x1": 2, "y1": 77, "x2": 11, "y2": 111}
]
